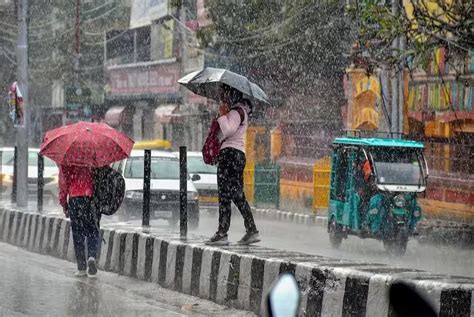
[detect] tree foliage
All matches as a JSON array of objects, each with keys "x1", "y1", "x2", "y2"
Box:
[
  {"x1": 197, "y1": 0, "x2": 354, "y2": 128},
  {"x1": 351, "y1": 0, "x2": 473, "y2": 71}
]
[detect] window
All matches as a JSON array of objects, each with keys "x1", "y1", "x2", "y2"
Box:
[
  {"x1": 371, "y1": 148, "x2": 424, "y2": 186},
  {"x1": 424, "y1": 136, "x2": 473, "y2": 176},
  {"x1": 136, "y1": 27, "x2": 151, "y2": 62},
  {"x1": 1, "y1": 150, "x2": 14, "y2": 166},
  {"x1": 330, "y1": 147, "x2": 349, "y2": 202},
  {"x1": 124, "y1": 157, "x2": 181, "y2": 179},
  {"x1": 28, "y1": 153, "x2": 56, "y2": 167},
  {"x1": 106, "y1": 30, "x2": 134, "y2": 64},
  {"x1": 1, "y1": 150, "x2": 56, "y2": 167},
  {"x1": 188, "y1": 156, "x2": 217, "y2": 174}
]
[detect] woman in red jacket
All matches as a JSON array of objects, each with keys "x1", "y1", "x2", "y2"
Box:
[{"x1": 59, "y1": 165, "x2": 99, "y2": 278}]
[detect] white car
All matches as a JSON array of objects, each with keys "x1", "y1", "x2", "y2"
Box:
[
  {"x1": 181, "y1": 152, "x2": 218, "y2": 215},
  {"x1": 0, "y1": 147, "x2": 59, "y2": 204},
  {"x1": 111, "y1": 150, "x2": 200, "y2": 228}
]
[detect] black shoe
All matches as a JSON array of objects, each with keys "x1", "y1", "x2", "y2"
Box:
[
  {"x1": 87, "y1": 257, "x2": 97, "y2": 277},
  {"x1": 237, "y1": 231, "x2": 260, "y2": 245},
  {"x1": 205, "y1": 232, "x2": 229, "y2": 245}
]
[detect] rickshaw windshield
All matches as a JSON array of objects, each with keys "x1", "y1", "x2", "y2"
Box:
[{"x1": 370, "y1": 147, "x2": 424, "y2": 186}]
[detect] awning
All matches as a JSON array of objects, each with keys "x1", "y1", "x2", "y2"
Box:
[
  {"x1": 104, "y1": 106, "x2": 125, "y2": 126},
  {"x1": 155, "y1": 104, "x2": 177, "y2": 124}
]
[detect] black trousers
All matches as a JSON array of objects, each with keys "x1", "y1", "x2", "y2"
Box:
[
  {"x1": 69, "y1": 197, "x2": 101, "y2": 271},
  {"x1": 217, "y1": 147, "x2": 257, "y2": 234}
]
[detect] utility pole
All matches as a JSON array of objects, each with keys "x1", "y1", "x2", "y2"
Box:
[
  {"x1": 391, "y1": 0, "x2": 400, "y2": 135},
  {"x1": 16, "y1": 0, "x2": 29, "y2": 208},
  {"x1": 398, "y1": 33, "x2": 406, "y2": 135},
  {"x1": 176, "y1": 0, "x2": 190, "y2": 148},
  {"x1": 74, "y1": 0, "x2": 81, "y2": 87}
]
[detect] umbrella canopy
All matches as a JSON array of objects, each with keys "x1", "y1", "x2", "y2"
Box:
[
  {"x1": 178, "y1": 67, "x2": 271, "y2": 105},
  {"x1": 40, "y1": 121, "x2": 134, "y2": 167}
]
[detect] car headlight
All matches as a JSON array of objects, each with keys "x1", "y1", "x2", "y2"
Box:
[
  {"x1": 44, "y1": 176, "x2": 58, "y2": 184},
  {"x1": 125, "y1": 190, "x2": 143, "y2": 200},
  {"x1": 187, "y1": 191, "x2": 198, "y2": 201},
  {"x1": 394, "y1": 195, "x2": 405, "y2": 208},
  {"x1": 1, "y1": 174, "x2": 13, "y2": 183}
]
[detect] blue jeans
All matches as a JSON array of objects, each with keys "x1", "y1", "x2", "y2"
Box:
[{"x1": 69, "y1": 197, "x2": 100, "y2": 271}]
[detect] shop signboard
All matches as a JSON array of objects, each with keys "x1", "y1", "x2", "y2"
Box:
[
  {"x1": 65, "y1": 86, "x2": 92, "y2": 123},
  {"x1": 130, "y1": 0, "x2": 170, "y2": 29},
  {"x1": 108, "y1": 62, "x2": 179, "y2": 96}
]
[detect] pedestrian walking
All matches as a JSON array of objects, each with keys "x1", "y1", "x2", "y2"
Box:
[
  {"x1": 59, "y1": 164, "x2": 99, "y2": 278},
  {"x1": 40, "y1": 122, "x2": 133, "y2": 277},
  {"x1": 205, "y1": 84, "x2": 260, "y2": 245}
]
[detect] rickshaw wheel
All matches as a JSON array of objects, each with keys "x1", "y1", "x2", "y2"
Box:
[
  {"x1": 383, "y1": 234, "x2": 408, "y2": 256},
  {"x1": 328, "y1": 218, "x2": 343, "y2": 249}
]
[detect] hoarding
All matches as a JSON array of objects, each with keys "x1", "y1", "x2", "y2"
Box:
[{"x1": 130, "y1": 0, "x2": 170, "y2": 29}]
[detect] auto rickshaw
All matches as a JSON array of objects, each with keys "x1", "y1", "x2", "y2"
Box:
[{"x1": 327, "y1": 135, "x2": 429, "y2": 255}]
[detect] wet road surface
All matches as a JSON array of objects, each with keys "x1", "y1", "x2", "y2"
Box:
[
  {"x1": 0, "y1": 242, "x2": 254, "y2": 317},
  {"x1": 6, "y1": 202, "x2": 474, "y2": 278},
  {"x1": 110, "y1": 212, "x2": 474, "y2": 278}
]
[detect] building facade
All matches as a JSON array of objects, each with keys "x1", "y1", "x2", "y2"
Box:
[{"x1": 102, "y1": 0, "x2": 211, "y2": 151}]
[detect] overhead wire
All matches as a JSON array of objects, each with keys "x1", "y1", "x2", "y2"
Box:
[
  {"x1": 82, "y1": 6, "x2": 118, "y2": 24},
  {"x1": 1, "y1": 47, "x2": 17, "y2": 64},
  {"x1": 82, "y1": 0, "x2": 115, "y2": 15},
  {"x1": 210, "y1": 1, "x2": 322, "y2": 45},
  {"x1": 171, "y1": 8, "x2": 341, "y2": 61},
  {"x1": 0, "y1": 21, "x2": 16, "y2": 30},
  {"x1": 0, "y1": 34, "x2": 16, "y2": 43},
  {"x1": 29, "y1": 28, "x2": 75, "y2": 44},
  {"x1": 82, "y1": 29, "x2": 130, "y2": 46}
]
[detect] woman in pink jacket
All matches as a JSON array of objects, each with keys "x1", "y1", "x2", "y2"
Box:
[{"x1": 205, "y1": 85, "x2": 260, "y2": 245}]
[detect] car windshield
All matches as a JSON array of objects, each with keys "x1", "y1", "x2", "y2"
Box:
[
  {"x1": 1, "y1": 150, "x2": 56, "y2": 167},
  {"x1": 124, "y1": 157, "x2": 180, "y2": 179},
  {"x1": 28, "y1": 152, "x2": 57, "y2": 167},
  {"x1": 188, "y1": 156, "x2": 217, "y2": 174},
  {"x1": 1, "y1": 151, "x2": 14, "y2": 166},
  {"x1": 371, "y1": 147, "x2": 424, "y2": 186}
]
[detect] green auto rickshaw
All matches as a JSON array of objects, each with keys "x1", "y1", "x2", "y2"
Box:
[{"x1": 327, "y1": 136, "x2": 429, "y2": 256}]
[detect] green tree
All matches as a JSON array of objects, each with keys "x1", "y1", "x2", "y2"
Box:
[
  {"x1": 351, "y1": 0, "x2": 473, "y2": 71},
  {"x1": 198, "y1": 0, "x2": 354, "y2": 129}
]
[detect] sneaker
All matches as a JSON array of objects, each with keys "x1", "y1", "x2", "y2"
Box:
[
  {"x1": 204, "y1": 232, "x2": 229, "y2": 246},
  {"x1": 87, "y1": 257, "x2": 97, "y2": 277},
  {"x1": 74, "y1": 270, "x2": 87, "y2": 277},
  {"x1": 237, "y1": 231, "x2": 260, "y2": 245}
]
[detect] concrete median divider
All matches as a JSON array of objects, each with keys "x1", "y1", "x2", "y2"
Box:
[{"x1": 0, "y1": 206, "x2": 473, "y2": 316}]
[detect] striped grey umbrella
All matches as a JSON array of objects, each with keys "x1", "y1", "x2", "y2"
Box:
[{"x1": 178, "y1": 67, "x2": 271, "y2": 105}]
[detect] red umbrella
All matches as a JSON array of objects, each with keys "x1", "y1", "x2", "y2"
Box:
[{"x1": 40, "y1": 121, "x2": 134, "y2": 167}]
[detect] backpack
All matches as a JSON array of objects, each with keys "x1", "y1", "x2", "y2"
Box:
[
  {"x1": 202, "y1": 107, "x2": 245, "y2": 165},
  {"x1": 202, "y1": 119, "x2": 221, "y2": 165},
  {"x1": 92, "y1": 166, "x2": 125, "y2": 215}
]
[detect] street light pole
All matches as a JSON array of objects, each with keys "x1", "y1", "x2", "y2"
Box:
[
  {"x1": 391, "y1": 0, "x2": 399, "y2": 136},
  {"x1": 16, "y1": 0, "x2": 29, "y2": 208},
  {"x1": 74, "y1": 0, "x2": 81, "y2": 87}
]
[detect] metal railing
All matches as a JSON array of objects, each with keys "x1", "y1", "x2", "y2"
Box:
[
  {"x1": 141, "y1": 146, "x2": 189, "y2": 237},
  {"x1": 281, "y1": 133, "x2": 332, "y2": 159},
  {"x1": 26, "y1": 146, "x2": 192, "y2": 238}
]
